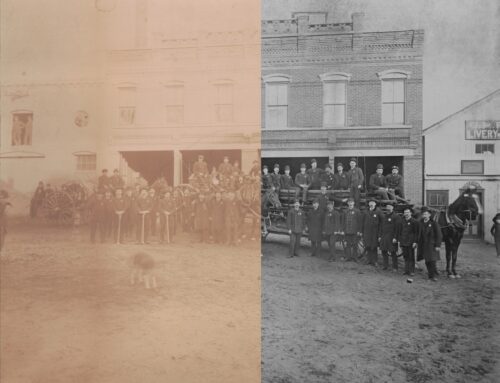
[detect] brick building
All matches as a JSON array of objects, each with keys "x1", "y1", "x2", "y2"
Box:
[{"x1": 261, "y1": 12, "x2": 424, "y2": 203}]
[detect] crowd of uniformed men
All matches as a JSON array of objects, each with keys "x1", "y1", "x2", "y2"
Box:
[{"x1": 262, "y1": 158, "x2": 442, "y2": 281}]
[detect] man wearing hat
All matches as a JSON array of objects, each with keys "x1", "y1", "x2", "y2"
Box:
[
  {"x1": 88, "y1": 191, "x2": 107, "y2": 244},
  {"x1": 249, "y1": 159, "x2": 260, "y2": 177},
  {"x1": 112, "y1": 188, "x2": 130, "y2": 244},
  {"x1": 417, "y1": 206, "x2": 442, "y2": 281},
  {"x1": 342, "y1": 198, "x2": 363, "y2": 261},
  {"x1": 386, "y1": 165, "x2": 405, "y2": 200},
  {"x1": 287, "y1": 200, "x2": 305, "y2": 257},
  {"x1": 294, "y1": 163, "x2": 311, "y2": 202},
  {"x1": 347, "y1": 158, "x2": 364, "y2": 206},
  {"x1": 110, "y1": 169, "x2": 125, "y2": 192},
  {"x1": 380, "y1": 202, "x2": 402, "y2": 271},
  {"x1": 321, "y1": 164, "x2": 335, "y2": 190},
  {"x1": 307, "y1": 199, "x2": 323, "y2": 257},
  {"x1": 280, "y1": 165, "x2": 299, "y2": 198},
  {"x1": 333, "y1": 162, "x2": 349, "y2": 190},
  {"x1": 261, "y1": 165, "x2": 273, "y2": 190},
  {"x1": 323, "y1": 201, "x2": 342, "y2": 261},
  {"x1": 318, "y1": 182, "x2": 330, "y2": 212},
  {"x1": 193, "y1": 154, "x2": 209, "y2": 175},
  {"x1": 363, "y1": 198, "x2": 383, "y2": 266},
  {"x1": 368, "y1": 164, "x2": 389, "y2": 200},
  {"x1": 218, "y1": 156, "x2": 234, "y2": 177},
  {"x1": 400, "y1": 207, "x2": 419, "y2": 275},
  {"x1": 307, "y1": 159, "x2": 324, "y2": 190},
  {"x1": 98, "y1": 169, "x2": 110, "y2": 192},
  {"x1": 270, "y1": 164, "x2": 282, "y2": 193}
]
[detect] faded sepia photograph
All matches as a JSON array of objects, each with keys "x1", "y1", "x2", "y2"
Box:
[
  {"x1": 1, "y1": 1, "x2": 260, "y2": 382},
  {"x1": 260, "y1": 0, "x2": 500, "y2": 382}
]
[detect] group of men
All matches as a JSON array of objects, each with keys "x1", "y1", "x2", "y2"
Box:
[
  {"x1": 86, "y1": 156, "x2": 260, "y2": 247},
  {"x1": 285, "y1": 196, "x2": 442, "y2": 281},
  {"x1": 262, "y1": 158, "x2": 405, "y2": 206}
]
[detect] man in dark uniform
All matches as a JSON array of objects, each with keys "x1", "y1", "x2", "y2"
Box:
[
  {"x1": 323, "y1": 201, "x2": 342, "y2": 261},
  {"x1": 112, "y1": 188, "x2": 130, "y2": 244},
  {"x1": 249, "y1": 159, "x2": 260, "y2": 177},
  {"x1": 135, "y1": 188, "x2": 153, "y2": 244},
  {"x1": 286, "y1": 200, "x2": 305, "y2": 258},
  {"x1": 363, "y1": 198, "x2": 383, "y2": 266},
  {"x1": 307, "y1": 199, "x2": 323, "y2": 257},
  {"x1": 158, "y1": 190, "x2": 176, "y2": 244},
  {"x1": 368, "y1": 164, "x2": 389, "y2": 200},
  {"x1": 342, "y1": 198, "x2": 363, "y2": 262},
  {"x1": 123, "y1": 187, "x2": 136, "y2": 240},
  {"x1": 193, "y1": 193, "x2": 211, "y2": 243},
  {"x1": 380, "y1": 202, "x2": 402, "y2": 271},
  {"x1": 270, "y1": 164, "x2": 281, "y2": 193},
  {"x1": 417, "y1": 207, "x2": 442, "y2": 281},
  {"x1": 98, "y1": 169, "x2": 110, "y2": 192},
  {"x1": 88, "y1": 192, "x2": 107, "y2": 244},
  {"x1": 320, "y1": 164, "x2": 335, "y2": 190},
  {"x1": 294, "y1": 163, "x2": 310, "y2": 202},
  {"x1": 110, "y1": 169, "x2": 125, "y2": 192},
  {"x1": 261, "y1": 165, "x2": 273, "y2": 190},
  {"x1": 333, "y1": 163, "x2": 349, "y2": 190},
  {"x1": 400, "y1": 207, "x2": 419, "y2": 275},
  {"x1": 30, "y1": 181, "x2": 45, "y2": 218},
  {"x1": 148, "y1": 188, "x2": 159, "y2": 239},
  {"x1": 224, "y1": 191, "x2": 241, "y2": 246},
  {"x1": 317, "y1": 182, "x2": 330, "y2": 212},
  {"x1": 103, "y1": 190, "x2": 114, "y2": 241},
  {"x1": 347, "y1": 158, "x2": 364, "y2": 207},
  {"x1": 386, "y1": 165, "x2": 405, "y2": 200},
  {"x1": 193, "y1": 154, "x2": 209, "y2": 175},
  {"x1": 211, "y1": 191, "x2": 225, "y2": 244},
  {"x1": 218, "y1": 156, "x2": 234, "y2": 177},
  {"x1": 183, "y1": 189, "x2": 195, "y2": 232},
  {"x1": 307, "y1": 158, "x2": 324, "y2": 190},
  {"x1": 280, "y1": 165, "x2": 295, "y2": 190}
]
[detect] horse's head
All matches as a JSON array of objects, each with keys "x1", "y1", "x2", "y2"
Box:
[{"x1": 449, "y1": 188, "x2": 483, "y2": 223}]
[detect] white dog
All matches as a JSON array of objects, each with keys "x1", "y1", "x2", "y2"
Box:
[{"x1": 130, "y1": 252, "x2": 157, "y2": 289}]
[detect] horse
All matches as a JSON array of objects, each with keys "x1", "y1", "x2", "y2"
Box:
[{"x1": 431, "y1": 188, "x2": 482, "y2": 278}]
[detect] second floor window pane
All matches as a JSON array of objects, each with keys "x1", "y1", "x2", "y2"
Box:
[
  {"x1": 266, "y1": 83, "x2": 287, "y2": 128},
  {"x1": 12, "y1": 112, "x2": 33, "y2": 146},
  {"x1": 165, "y1": 86, "x2": 184, "y2": 124},
  {"x1": 215, "y1": 84, "x2": 233, "y2": 122},
  {"x1": 324, "y1": 82, "x2": 346, "y2": 126},
  {"x1": 382, "y1": 79, "x2": 405, "y2": 124}
]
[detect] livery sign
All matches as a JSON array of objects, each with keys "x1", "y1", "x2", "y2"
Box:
[{"x1": 465, "y1": 120, "x2": 500, "y2": 140}]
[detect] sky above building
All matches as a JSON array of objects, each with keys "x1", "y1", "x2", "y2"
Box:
[{"x1": 263, "y1": 0, "x2": 500, "y2": 127}]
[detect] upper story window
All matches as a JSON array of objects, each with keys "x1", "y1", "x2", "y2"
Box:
[
  {"x1": 263, "y1": 74, "x2": 290, "y2": 129},
  {"x1": 164, "y1": 83, "x2": 184, "y2": 125},
  {"x1": 12, "y1": 111, "x2": 33, "y2": 146},
  {"x1": 75, "y1": 153, "x2": 97, "y2": 171},
  {"x1": 117, "y1": 86, "x2": 136, "y2": 125},
  {"x1": 377, "y1": 70, "x2": 410, "y2": 125},
  {"x1": 475, "y1": 143, "x2": 494, "y2": 154},
  {"x1": 214, "y1": 81, "x2": 234, "y2": 123},
  {"x1": 319, "y1": 72, "x2": 351, "y2": 127}
]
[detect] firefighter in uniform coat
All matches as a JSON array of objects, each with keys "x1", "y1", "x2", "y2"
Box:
[
  {"x1": 193, "y1": 194, "x2": 211, "y2": 243},
  {"x1": 347, "y1": 158, "x2": 364, "y2": 207},
  {"x1": 158, "y1": 191, "x2": 176, "y2": 244},
  {"x1": 342, "y1": 198, "x2": 363, "y2": 261},
  {"x1": 110, "y1": 169, "x2": 125, "y2": 192},
  {"x1": 323, "y1": 201, "x2": 342, "y2": 261},
  {"x1": 417, "y1": 207, "x2": 442, "y2": 281},
  {"x1": 224, "y1": 192, "x2": 241, "y2": 246},
  {"x1": 333, "y1": 163, "x2": 349, "y2": 190},
  {"x1": 123, "y1": 187, "x2": 136, "y2": 240},
  {"x1": 321, "y1": 164, "x2": 335, "y2": 190},
  {"x1": 193, "y1": 155, "x2": 209, "y2": 175},
  {"x1": 211, "y1": 192, "x2": 226, "y2": 244},
  {"x1": 294, "y1": 163, "x2": 311, "y2": 202},
  {"x1": 218, "y1": 156, "x2": 234, "y2": 177},
  {"x1": 400, "y1": 207, "x2": 419, "y2": 275},
  {"x1": 368, "y1": 164, "x2": 389, "y2": 200},
  {"x1": 307, "y1": 159, "x2": 324, "y2": 190},
  {"x1": 280, "y1": 165, "x2": 299, "y2": 199},
  {"x1": 261, "y1": 165, "x2": 273, "y2": 190},
  {"x1": 386, "y1": 165, "x2": 405, "y2": 199},
  {"x1": 363, "y1": 198, "x2": 383, "y2": 265},
  {"x1": 98, "y1": 169, "x2": 110, "y2": 192},
  {"x1": 287, "y1": 200, "x2": 305, "y2": 258},
  {"x1": 88, "y1": 192, "x2": 107, "y2": 244},
  {"x1": 135, "y1": 188, "x2": 153, "y2": 244},
  {"x1": 307, "y1": 199, "x2": 323, "y2": 257},
  {"x1": 270, "y1": 164, "x2": 281, "y2": 193},
  {"x1": 317, "y1": 183, "x2": 330, "y2": 212},
  {"x1": 112, "y1": 188, "x2": 130, "y2": 244},
  {"x1": 380, "y1": 202, "x2": 403, "y2": 271}
]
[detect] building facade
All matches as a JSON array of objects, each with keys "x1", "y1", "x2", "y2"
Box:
[
  {"x1": 424, "y1": 89, "x2": 500, "y2": 243},
  {"x1": 261, "y1": 12, "x2": 424, "y2": 203},
  {"x1": 0, "y1": 0, "x2": 260, "y2": 211}
]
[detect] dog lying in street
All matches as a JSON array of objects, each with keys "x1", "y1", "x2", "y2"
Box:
[{"x1": 130, "y1": 252, "x2": 157, "y2": 289}]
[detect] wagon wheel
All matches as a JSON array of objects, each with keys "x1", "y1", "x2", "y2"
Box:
[
  {"x1": 63, "y1": 182, "x2": 88, "y2": 208},
  {"x1": 44, "y1": 191, "x2": 74, "y2": 225}
]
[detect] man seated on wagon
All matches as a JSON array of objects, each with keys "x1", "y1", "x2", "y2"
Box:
[
  {"x1": 110, "y1": 169, "x2": 125, "y2": 192},
  {"x1": 280, "y1": 165, "x2": 300, "y2": 200},
  {"x1": 307, "y1": 158, "x2": 324, "y2": 190},
  {"x1": 218, "y1": 156, "x2": 234, "y2": 177},
  {"x1": 386, "y1": 165, "x2": 405, "y2": 200},
  {"x1": 193, "y1": 154, "x2": 209, "y2": 175},
  {"x1": 261, "y1": 165, "x2": 273, "y2": 190},
  {"x1": 98, "y1": 169, "x2": 110, "y2": 192},
  {"x1": 333, "y1": 163, "x2": 349, "y2": 190},
  {"x1": 294, "y1": 163, "x2": 311, "y2": 202},
  {"x1": 320, "y1": 164, "x2": 335, "y2": 190},
  {"x1": 270, "y1": 164, "x2": 281, "y2": 193},
  {"x1": 368, "y1": 163, "x2": 390, "y2": 200}
]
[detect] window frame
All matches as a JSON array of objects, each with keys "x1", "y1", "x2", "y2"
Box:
[
  {"x1": 426, "y1": 190, "x2": 449, "y2": 209},
  {"x1": 377, "y1": 70, "x2": 410, "y2": 126},
  {"x1": 117, "y1": 85, "x2": 137, "y2": 126},
  {"x1": 319, "y1": 72, "x2": 351, "y2": 128},
  {"x1": 163, "y1": 83, "x2": 185, "y2": 125},
  {"x1": 475, "y1": 143, "x2": 495, "y2": 154},
  {"x1": 263, "y1": 74, "x2": 290, "y2": 129},
  {"x1": 75, "y1": 153, "x2": 97, "y2": 172},
  {"x1": 213, "y1": 81, "x2": 234, "y2": 123},
  {"x1": 11, "y1": 110, "x2": 33, "y2": 146},
  {"x1": 461, "y1": 160, "x2": 484, "y2": 175}
]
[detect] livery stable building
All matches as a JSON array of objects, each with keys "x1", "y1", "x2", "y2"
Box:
[
  {"x1": 0, "y1": 1, "x2": 260, "y2": 215},
  {"x1": 424, "y1": 89, "x2": 500, "y2": 244},
  {"x1": 261, "y1": 12, "x2": 424, "y2": 203}
]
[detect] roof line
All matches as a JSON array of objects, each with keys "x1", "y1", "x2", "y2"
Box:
[{"x1": 424, "y1": 88, "x2": 500, "y2": 133}]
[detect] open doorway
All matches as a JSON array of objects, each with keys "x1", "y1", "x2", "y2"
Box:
[
  {"x1": 181, "y1": 150, "x2": 241, "y2": 183},
  {"x1": 261, "y1": 157, "x2": 330, "y2": 177},
  {"x1": 120, "y1": 151, "x2": 174, "y2": 185}
]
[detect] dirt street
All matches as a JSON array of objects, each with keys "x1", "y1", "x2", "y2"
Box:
[
  {"x1": 262, "y1": 235, "x2": 500, "y2": 383},
  {"x1": 0, "y1": 220, "x2": 261, "y2": 383}
]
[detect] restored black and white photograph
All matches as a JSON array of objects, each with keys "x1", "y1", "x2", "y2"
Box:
[{"x1": 260, "y1": 0, "x2": 500, "y2": 382}]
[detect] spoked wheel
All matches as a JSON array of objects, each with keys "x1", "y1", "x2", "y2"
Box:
[{"x1": 43, "y1": 191, "x2": 74, "y2": 225}]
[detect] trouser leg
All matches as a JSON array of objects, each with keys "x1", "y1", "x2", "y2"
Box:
[
  {"x1": 382, "y1": 250, "x2": 389, "y2": 269},
  {"x1": 328, "y1": 235, "x2": 336, "y2": 260},
  {"x1": 391, "y1": 251, "x2": 398, "y2": 270}
]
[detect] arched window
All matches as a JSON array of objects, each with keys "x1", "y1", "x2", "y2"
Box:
[
  {"x1": 212, "y1": 79, "x2": 234, "y2": 123},
  {"x1": 319, "y1": 72, "x2": 351, "y2": 127},
  {"x1": 116, "y1": 83, "x2": 137, "y2": 126},
  {"x1": 263, "y1": 74, "x2": 290, "y2": 129},
  {"x1": 163, "y1": 81, "x2": 184, "y2": 125},
  {"x1": 377, "y1": 70, "x2": 410, "y2": 125},
  {"x1": 11, "y1": 110, "x2": 33, "y2": 146}
]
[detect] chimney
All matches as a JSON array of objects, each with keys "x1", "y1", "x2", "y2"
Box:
[{"x1": 351, "y1": 12, "x2": 365, "y2": 32}]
